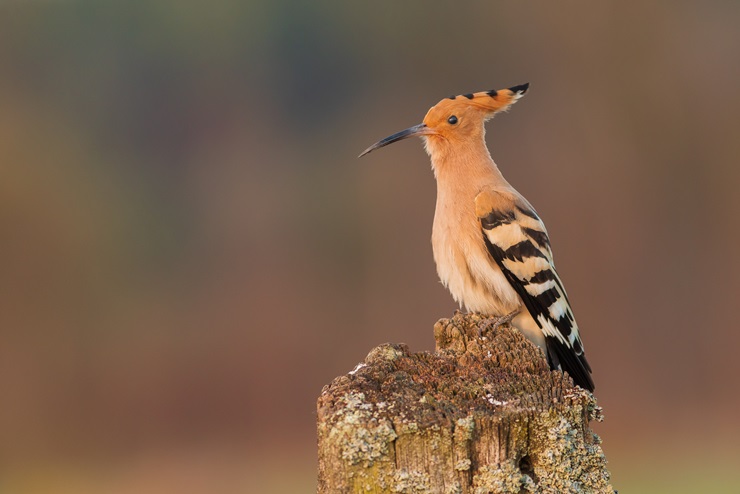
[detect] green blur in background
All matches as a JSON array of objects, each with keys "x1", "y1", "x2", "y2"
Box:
[{"x1": 1, "y1": 1, "x2": 739, "y2": 492}]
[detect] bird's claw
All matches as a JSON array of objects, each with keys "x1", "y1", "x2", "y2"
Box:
[{"x1": 477, "y1": 309, "x2": 520, "y2": 338}]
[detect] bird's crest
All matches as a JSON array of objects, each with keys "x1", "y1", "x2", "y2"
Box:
[{"x1": 443, "y1": 83, "x2": 529, "y2": 115}]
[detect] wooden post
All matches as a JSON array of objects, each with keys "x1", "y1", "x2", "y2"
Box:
[{"x1": 317, "y1": 312, "x2": 614, "y2": 493}]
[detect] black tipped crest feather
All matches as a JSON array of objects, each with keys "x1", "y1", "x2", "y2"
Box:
[{"x1": 508, "y1": 83, "x2": 530, "y2": 95}]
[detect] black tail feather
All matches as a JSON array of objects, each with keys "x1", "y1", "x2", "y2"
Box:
[{"x1": 545, "y1": 336, "x2": 595, "y2": 392}]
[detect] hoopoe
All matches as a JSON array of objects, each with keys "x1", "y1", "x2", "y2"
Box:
[{"x1": 359, "y1": 84, "x2": 594, "y2": 391}]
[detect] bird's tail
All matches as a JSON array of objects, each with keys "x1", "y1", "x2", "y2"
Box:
[{"x1": 545, "y1": 336, "x2": 595, "y2": 392}]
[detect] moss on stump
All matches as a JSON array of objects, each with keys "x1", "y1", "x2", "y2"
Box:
[{"x1": 317, "y1": 312, "x2": 613, "y2": 493}]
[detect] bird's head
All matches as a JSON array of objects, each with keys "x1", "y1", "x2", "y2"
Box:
[{"x1": 359, "y1": 83, "x2": 529, "y2": 158}]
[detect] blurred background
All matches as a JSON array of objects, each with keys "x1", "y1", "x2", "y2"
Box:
[{"x1": 1, "y1": 1, "x2": 739, "y2": 492}]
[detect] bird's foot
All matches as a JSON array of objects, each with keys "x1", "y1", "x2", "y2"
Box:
[{"x1": 477, "y1": 309, "x2": 520, "y2": 338}]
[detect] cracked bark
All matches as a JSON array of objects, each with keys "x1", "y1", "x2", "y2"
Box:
[{"x1": 316, "y1": 312, "x2": 614, "y2": 493}]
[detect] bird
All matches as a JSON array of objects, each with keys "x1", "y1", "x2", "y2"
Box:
[{"x1": 359, "y1": 83, "x2": 594, "y2": 391}]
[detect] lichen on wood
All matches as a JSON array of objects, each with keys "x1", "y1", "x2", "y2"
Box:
[{"x1": 317, "y1": 312, "x2": 613, "y2": 493}]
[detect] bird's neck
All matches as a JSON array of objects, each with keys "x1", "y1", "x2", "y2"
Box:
[{"x1": 428, "y1": 135, "x2": 510, "y2": 198}]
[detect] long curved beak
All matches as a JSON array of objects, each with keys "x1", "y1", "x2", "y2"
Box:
[{"x1": 359, "y1": 123, "x2": 433, "y2": 158}]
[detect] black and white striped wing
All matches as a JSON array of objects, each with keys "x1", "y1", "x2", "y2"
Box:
[{"x1": 478, "y1": 198, "x2": 594, "y2": 391}]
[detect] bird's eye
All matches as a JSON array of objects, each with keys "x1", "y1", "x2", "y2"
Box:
[{"x1": 448, "y1": 115, "x2": 458, "y2": 125}]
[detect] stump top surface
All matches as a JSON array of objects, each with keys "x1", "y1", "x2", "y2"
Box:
[{"x1": 318, "y1": 313, "x2": 594, "y2": 426}]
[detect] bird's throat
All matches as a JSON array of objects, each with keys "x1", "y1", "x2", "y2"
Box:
[{"x1": 429, "y1": 138, "x2": 509, "y2": 195}]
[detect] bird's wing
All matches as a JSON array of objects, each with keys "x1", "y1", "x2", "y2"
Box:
[{"x1": 475, "y1": 188, "x2": 594, "y2": 391}]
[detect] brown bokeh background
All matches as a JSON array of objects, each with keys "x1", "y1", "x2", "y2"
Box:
[{"x1": 1, "y1": 2, "x2": 739, "y2": 492}]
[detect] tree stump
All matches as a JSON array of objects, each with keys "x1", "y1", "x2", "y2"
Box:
[{"x1": 317, "y1": 312, "x2": 613, "y2": 493}]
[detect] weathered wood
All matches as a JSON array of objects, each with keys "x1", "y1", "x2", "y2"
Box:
[{"x1": 317, "y1": 312, "x2": 613, "y2": 493}]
